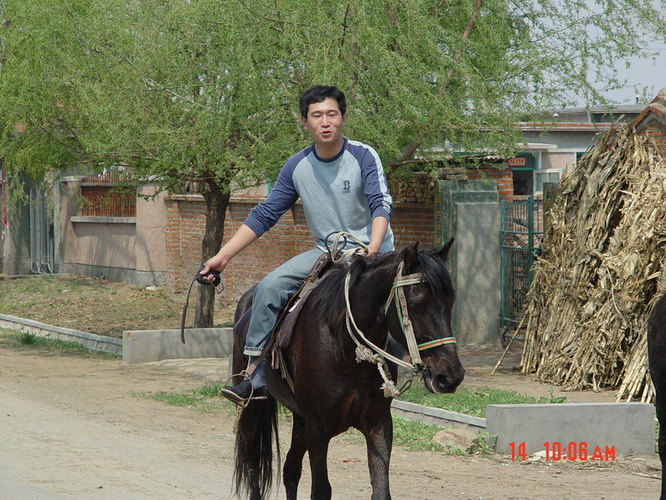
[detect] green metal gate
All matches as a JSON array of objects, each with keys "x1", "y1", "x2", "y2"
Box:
[{"x1": 500, "y1": 196, "x2": 544, "y2": 336}]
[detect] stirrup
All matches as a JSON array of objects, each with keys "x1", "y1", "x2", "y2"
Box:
[{"x1": 220, "y1": 371, "x2": 267, "y2": 408}]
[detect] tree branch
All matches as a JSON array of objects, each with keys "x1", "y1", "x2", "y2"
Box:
[
  {"x1": 340, "y1": 3, "x2": 351, "y2": 48},
  {"x1": 391, "y1": 0, "x2": 484, "y2": 167},
  {"x1": 442, "y1": 0, "x2": 483, "y2": 92}
]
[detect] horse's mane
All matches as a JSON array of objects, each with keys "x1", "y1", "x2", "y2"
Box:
[
  {"x1": 413, "y1": 246, "x2": 456, "y2": 300},
  {"x1": 309, "y1": 246, "x2": 454, "y2": 329}
]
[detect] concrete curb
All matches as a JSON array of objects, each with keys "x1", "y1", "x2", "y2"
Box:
[
  {"x1": 0, "y1": 313, "x2": 122, "y2": 354},
  {"x1": 391, "y1": 399, "x2": 487, "y2": 430}
]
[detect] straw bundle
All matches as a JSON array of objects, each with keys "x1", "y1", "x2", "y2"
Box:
[{"x1": 520, "y1": 125, "x2": 666, "y2": 402}]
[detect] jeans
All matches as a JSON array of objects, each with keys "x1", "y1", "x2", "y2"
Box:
[{"x1": 243, "y1": 247, "x2": 324, "y2": 356}]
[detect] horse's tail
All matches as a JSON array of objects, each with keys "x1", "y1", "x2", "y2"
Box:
[{"x1": 233, "y1": 394, "x2": 280, "y2": 499}]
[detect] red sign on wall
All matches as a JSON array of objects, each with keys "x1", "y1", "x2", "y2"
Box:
[{"x1": 508, "y1": 157, "x2": 527, "y2": 167}]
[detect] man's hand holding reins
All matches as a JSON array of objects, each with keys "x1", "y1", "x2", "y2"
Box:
[{"x1": 200, "y1": 223, "x2": 259, "y2": 284}]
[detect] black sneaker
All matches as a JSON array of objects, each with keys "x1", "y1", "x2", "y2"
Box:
[{"x1": 220, "y1": 378, "x2": 267, "y2": 405}]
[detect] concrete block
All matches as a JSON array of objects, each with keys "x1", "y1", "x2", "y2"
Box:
[
  {"x1": 486, "y1": 403, "x2": 655, "y2": 456},
  {"x1": 436, "y1": 180, "x2": 501, "y2": 346},
  {"x1": 455, "y1": 202, "x2": 501, "y2": 344},
  {"x1": 123, "y1": 328, "x2": 233, "y2": 363}
]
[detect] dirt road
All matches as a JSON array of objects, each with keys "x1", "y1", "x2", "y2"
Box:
[{"x1": 0, "y1": 345, "x2": 662, "y2": 499}]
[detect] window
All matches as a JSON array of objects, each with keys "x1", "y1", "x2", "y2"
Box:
[
  {"x1": 79, "y1": 171, "x2": 135, "y2": 217},
  {"x1": 534, "y1": 169, "x2": 562, "y2": 195}
]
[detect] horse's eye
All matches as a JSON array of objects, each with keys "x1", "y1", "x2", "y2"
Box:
[
  {"x1": 407, "y1": 287, "x2": 428, "y2": 302},
  {"x1": 407, "y1": 296, "x2": 427, "y2": 313}
]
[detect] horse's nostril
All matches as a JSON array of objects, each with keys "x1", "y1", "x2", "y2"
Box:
[
  {"x1": 434, "y1": 370, "x2": 463, "y2": 393},
  {"x1": 435, "y1": 374, "x2": 452, "y2": 388}
]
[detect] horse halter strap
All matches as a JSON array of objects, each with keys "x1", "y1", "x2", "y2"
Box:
[{"x1": 384, "y1": 262, "x2": 457, "y2": 367}]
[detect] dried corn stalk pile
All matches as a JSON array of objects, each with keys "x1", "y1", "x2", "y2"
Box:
[{"x1": 521, "y1": 125, "x2": 666, "y2": 402}]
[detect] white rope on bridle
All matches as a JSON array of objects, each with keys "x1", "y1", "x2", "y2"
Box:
[{"x1": 344, "y1": 265, "x2": 424, "y2": 397}]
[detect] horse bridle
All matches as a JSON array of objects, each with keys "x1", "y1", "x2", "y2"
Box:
[
  {"x1": 383, "y1": 261, "x2": 456, "y2": 366},
  {"x1": 343, "y1": 260, "x2": 456, "y2": 396}
]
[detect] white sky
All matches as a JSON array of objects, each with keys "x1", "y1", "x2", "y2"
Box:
[{"x1": 603, "y1": 49, "x2": 666, "y2": 105}]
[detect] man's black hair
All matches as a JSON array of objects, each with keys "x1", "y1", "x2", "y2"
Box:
[{"x1": 299, "y1": 85, "x2": 346, "y2": 119}]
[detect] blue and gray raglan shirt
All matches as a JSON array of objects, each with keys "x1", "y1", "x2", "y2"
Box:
[{"x1": 243, "y1": 138, "x2": 395, "y2": 253}]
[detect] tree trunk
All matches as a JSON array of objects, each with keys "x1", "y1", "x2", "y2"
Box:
[{"x1": 194, "y1": 178, "x2": 230, "y2": 328}]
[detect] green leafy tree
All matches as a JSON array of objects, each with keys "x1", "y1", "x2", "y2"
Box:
[{"x1": 1, "y1": 0, "x2": 664, "y2": 324}]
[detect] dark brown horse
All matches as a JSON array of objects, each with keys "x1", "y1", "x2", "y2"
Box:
[
  {"x1": 230, "y1": 240, "x2": 465, "y2": 499},
  {"x1": 648, "y1": 294, "x2": 666, "y2": 500}
]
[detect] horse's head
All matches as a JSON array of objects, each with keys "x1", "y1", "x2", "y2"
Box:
[{"x1": 387, "y1": 239, "x2": 464, "y2": 394}]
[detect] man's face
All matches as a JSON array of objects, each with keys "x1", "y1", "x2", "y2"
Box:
[{"x1": 301, "y1": 97, "x2": 346, "y2": 147}]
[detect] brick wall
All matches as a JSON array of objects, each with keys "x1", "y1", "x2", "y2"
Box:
[
  {"x1": 165, "y1": 178, "x2": 435, "y2": 301},
  {"x1": 164, "y1": 167, "x2": 520, "y2": 302},
  {"x1": 465, "y1": 167, "x2": 514, "y2": 201},
  {"x1": 633, "y1": 88, "x2": 666, "y2": 158},
  {"x1": 639, "y1": 119, "x2": 666, "y2": 155},
  {"x1": 390, "y1": 173, "x2": 435, "y2": 248}
]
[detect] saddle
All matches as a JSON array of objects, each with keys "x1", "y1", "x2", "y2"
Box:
[{"x1": 233, "y1": 252, "x2": 333, "y2": 388}]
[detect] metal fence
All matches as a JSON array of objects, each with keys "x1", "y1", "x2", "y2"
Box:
[{"x1": 500, "y1": 196, "x2": 544, "y2": 335}]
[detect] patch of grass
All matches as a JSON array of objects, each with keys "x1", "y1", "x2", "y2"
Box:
[
  {"x1": 0, "y1": 329, "x2": 120, "y2": 359},
  {"x1": 142, "y1": 391, "x2": 203, "y2": 407},
  {"x1": 392, "y1": 418, "x2": 447, "y2": 452},
  {"x1": 135, "y1": 382, "x2": 298, "y2": 419},
  {"x1": 342, "y1": 418, "x2": 492, "y2": 455},
  {"x1": 135, "y1": 384, "x2": 237, "y2": 414},
  {"x1": 397, "y1": 385, "x2": 566, "y2": 418},
  {"x1": 193, "y1": 383, "x2": 224, "y2": 397},
  {"x1": 467, "y1": 431, "x2": 497, "y2": 455},
  {"x1": 19, "y1": 332, "x2": 39, "y2": 344}
]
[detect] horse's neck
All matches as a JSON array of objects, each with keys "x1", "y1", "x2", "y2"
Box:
[{"x1": 348, "y1": 264, "x2": 395, "y2": 340}]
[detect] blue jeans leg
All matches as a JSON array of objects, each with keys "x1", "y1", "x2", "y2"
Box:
[{"x1": 243, "y1": 248, "x2": 324, "y2": 356}]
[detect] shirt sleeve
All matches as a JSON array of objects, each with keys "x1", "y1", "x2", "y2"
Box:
[
  {"x1": 243, "y1": 161, "x2": 300, "y2": 237},
  {"x1": 358, "y1": 146, "x2": 393, "y2": 220}
]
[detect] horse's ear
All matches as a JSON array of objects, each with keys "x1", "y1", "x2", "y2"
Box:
[
  {"x1": 402, "y1": 242, "x2": 420, "y2": 272},
  {"x1": 436, "y1": 238, "x2": 454, "y2": 262}
]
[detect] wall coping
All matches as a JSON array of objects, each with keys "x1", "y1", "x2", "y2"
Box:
[
  {"x1": 61, "y1": 175, "x2": 86, "y2": 183},
  {"x1": 166, "y1": 193, "x2": 264, "y2": 203},
  {"x1": 70, "y1": 216, "x2": 136, "y2": 224},
  {"x1": 165, "y1": 193, "x2": 431, "y2": 206}
]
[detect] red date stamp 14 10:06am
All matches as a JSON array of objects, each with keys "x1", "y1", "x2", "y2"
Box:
[{"x1": 509, "y1": 441, "x2": 617, "y2": 461}]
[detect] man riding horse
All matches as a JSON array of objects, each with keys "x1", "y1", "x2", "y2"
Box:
[{"x1": 200, "y1": 85, "x2": 394, "y2": 405}]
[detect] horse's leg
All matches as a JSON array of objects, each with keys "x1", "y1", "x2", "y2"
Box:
[
  {"x1": 649, "y1": 295, "x2": 666, "y2": 500},
  {"x1": 283, "y1": 414, "x2": 307, "y2": 500},
  {"x1": 362, "y1": 413, "x2": 393, "y2": 500},
  {"x1": 305, "y1": 424, "x2": 332, "y2": 500},
  {"x1": 652, "y1": 400, "x2": 666, "y2": 498}
]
